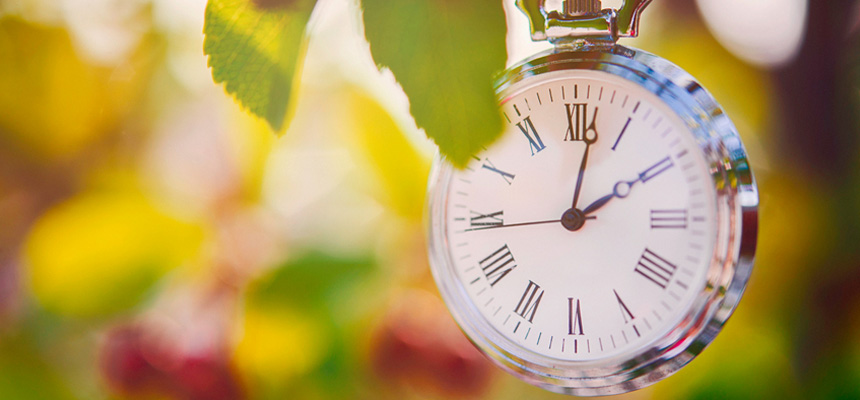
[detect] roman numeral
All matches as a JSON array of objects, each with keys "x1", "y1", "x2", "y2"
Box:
[
  {"x1": 482, "y1": 159, "x2": 515, "y2": 185},
  {"x1": 568, "y1": 298, "x2": 584, "y2": 335},
  {"x1": 639, "y1": 156, "x2": 674, "y2": 183},
  {"x1": 634, "y1": 248, "x2": 678, "y2": 289},
  {"x1": 470, "y1": 210, "x2": 503, "y2": 227},
  {"x1": 479, "y1": 245, "x2": 517, "y2": 286},
  {"x1": 514, "y1": 280, "x2": 544, "y2": 323},
  {"x1": 650, "y1": 209, "x2": 688, "y2": 229},
  {"x1": 564, "y1": 103, "x2": 598, "y2": 142},
  {"x1": 516, "y1": 116, "x2": 546, "y2": 156},
  {"x1": 613, "y1": 289, "x2": 635, "y2": 323}
]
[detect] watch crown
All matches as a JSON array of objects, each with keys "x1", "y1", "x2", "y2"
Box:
[{"x1": 566, "y1": 0, "x2": 601, "y2": 16}]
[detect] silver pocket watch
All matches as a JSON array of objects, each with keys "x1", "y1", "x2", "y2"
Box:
[{"x1": 426, "y1": 0, "x2": 758, "y2": 395}]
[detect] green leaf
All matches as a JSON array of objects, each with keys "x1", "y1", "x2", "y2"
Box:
[
  {"x1": 249, "y1": 251, "x2": 377, "y2": 312},
  {"x1": 203, "y1": 0, "x2": 317, "y2": 132},
  {"x1": 362, "y1": 0, "x2": 507, "y2": 167}
]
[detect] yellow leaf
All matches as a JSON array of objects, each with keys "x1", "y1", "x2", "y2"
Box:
[
  {"x1": 0, "y1": 17, "x2": 149, "y2": 160},
  {"x1": 345, "y1": 89, "x2": 431, "y2": 221},
  {"x1": 235, "y1": 306, "x2": 330, "y2": 387},
  {"x1": 24, "y1": 191, "x2": 203, "y2": 317}
]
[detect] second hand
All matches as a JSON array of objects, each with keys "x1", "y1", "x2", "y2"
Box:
[{"x1": 462, "y1": 216, "x2": 596, "y2": 233}]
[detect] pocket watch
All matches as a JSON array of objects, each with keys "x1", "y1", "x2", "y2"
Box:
[{"x1": 425, "y1": 0, "x2": 758, "y2": 395}]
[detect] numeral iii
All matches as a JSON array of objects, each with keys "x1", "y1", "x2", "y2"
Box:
[{"x1": 650, "y1": 209, "x2": 688, "y2": 229}]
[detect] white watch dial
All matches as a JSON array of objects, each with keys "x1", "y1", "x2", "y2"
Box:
[{"x1": 442, "y1": 70, "x2": 718, "y2": 362}]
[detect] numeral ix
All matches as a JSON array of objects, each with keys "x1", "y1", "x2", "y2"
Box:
[{"x1": 471, "y1": 210, "x2": 503, "y2": 228}]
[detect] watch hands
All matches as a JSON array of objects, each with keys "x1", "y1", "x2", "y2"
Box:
[
  {"x1": 463, "y1": 216, "x2": 595, "y2": 232},
  {"x1": 582, "y1": 156, "x2": 675, "y2": 215},
  {"x1": 581, "y1": 180, "x2": 638, "y2": 215},
  {"x1": 560, "y1": 105, "x2": 599, "y2": 232},
  {"x1": 569, "y1": 106, "x2": 599, "y2": 209},
  {"x1": 464, "y1": 123, "x2": 674, "y2": 233}
]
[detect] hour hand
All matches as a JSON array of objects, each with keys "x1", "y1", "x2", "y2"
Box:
[{"x1": 582, "y1": 156, "x2": 675, "y2": 215}]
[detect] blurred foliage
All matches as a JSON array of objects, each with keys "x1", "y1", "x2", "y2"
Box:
[
  {"x1": 0, "y1": 17, "x2": 151, "y2": 160},
  {"x1": 344, "y1": 89, "x2": 431, "y2": 220},
  {"x1": 0, "y1": 0, "x2": 859, "y2": 400},
  {"x1": 204, "y1": 0, "x2": 316, "y2": 132},
  {"x1": 0, "y1": 337, "x2": 76, "y2": 400},
  {"x1": 237, "y1": 252, "x2": 382, "y2": 399},
  {"x1": 25, "y1": 189, "x2": 203, "y2": 317},
  {"x1": 204, "y1": 0, "x2": 507, "y2": 167}
]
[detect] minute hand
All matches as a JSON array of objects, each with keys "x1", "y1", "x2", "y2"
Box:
[
  {"x1": 569, "y1": 105, "x2": 599, "y2": 208},
  {"x1": 582, "y1": 156, "x2": 674, "y2": 215}
]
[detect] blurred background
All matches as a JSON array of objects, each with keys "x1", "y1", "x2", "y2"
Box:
[{"x1": 0, "y1": 0, "x2": 858, "y2": 398}]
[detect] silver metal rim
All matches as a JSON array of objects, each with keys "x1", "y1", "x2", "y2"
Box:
[{"x1": 425, "y1": 45, "x2": 758, "y2": 396}]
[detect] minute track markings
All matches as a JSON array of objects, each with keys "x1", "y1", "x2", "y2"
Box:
[{"x1": 443, "y1": 78, "x2": 720, "y2": 364}]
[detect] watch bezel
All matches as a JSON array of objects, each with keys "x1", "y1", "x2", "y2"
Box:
[{"x1": 425, "y1": 45, "x2": 758, "y2": 396}]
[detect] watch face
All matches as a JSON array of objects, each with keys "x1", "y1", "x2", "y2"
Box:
[
  {"x1": 437, "y1": 69, "x2": 718, "y2": 363},
  {"x1": 427, "y1": 47, "x2": 757, "y2": 396}
]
